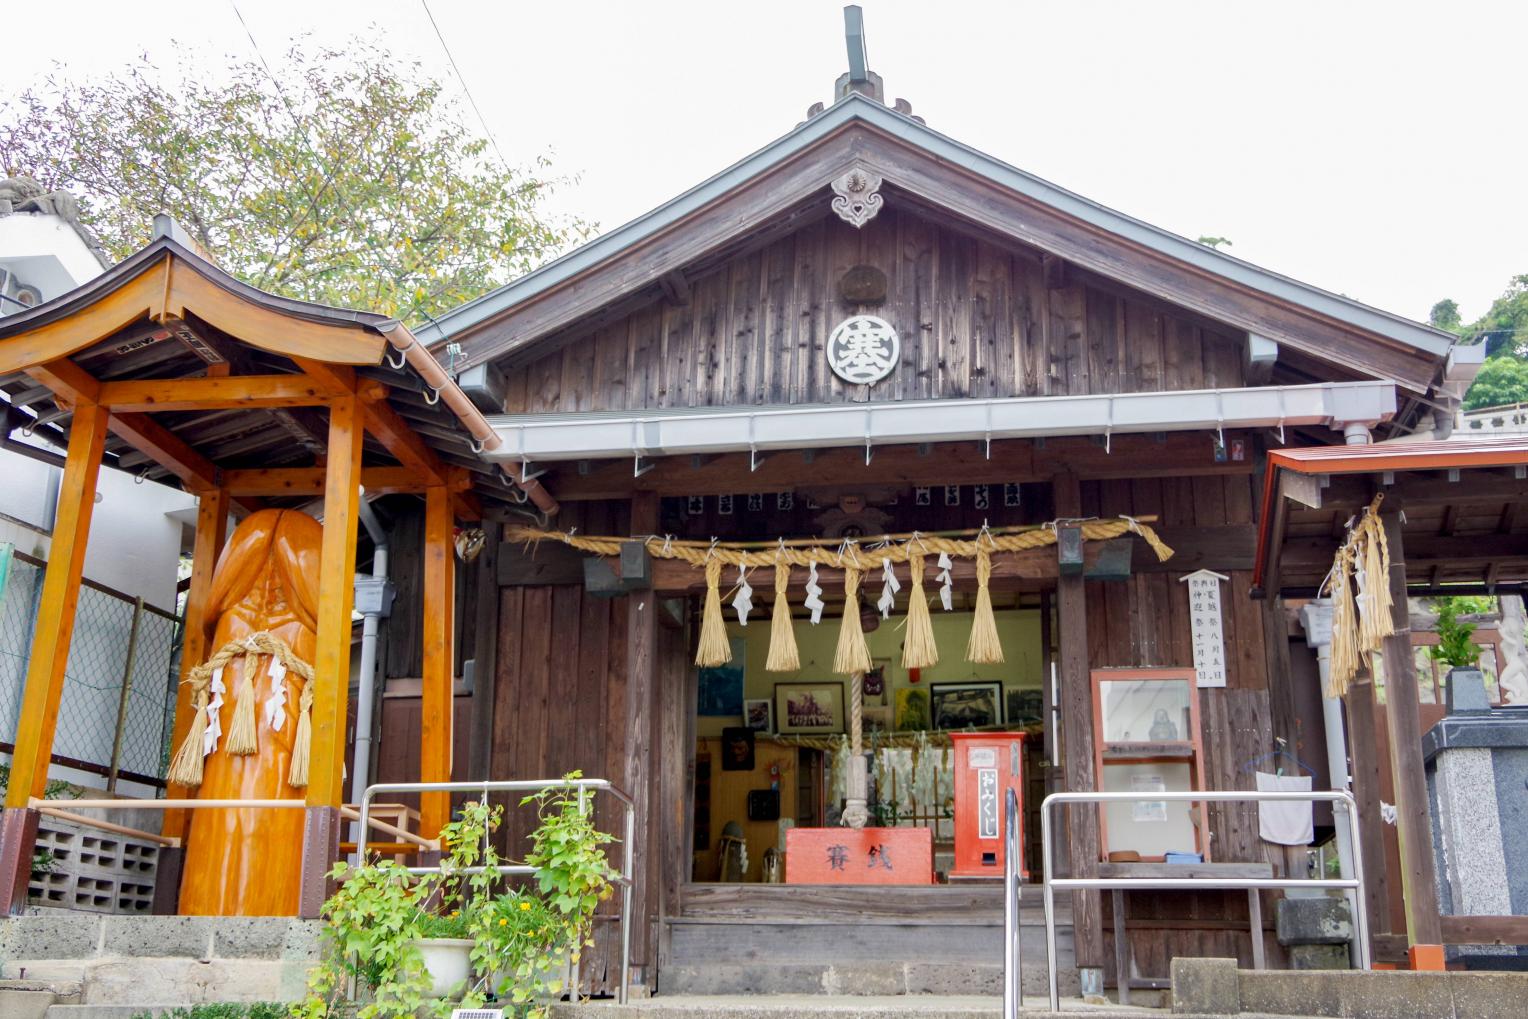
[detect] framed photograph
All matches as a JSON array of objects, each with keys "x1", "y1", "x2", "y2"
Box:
[
  {"x1": 1006, "y1": 687, "x2": 1044, "y2": 726},
  {"x1": 863, "y1": 705, "x2": 893, "y2": 733},
  {"x1": 894, "y1": 687, "x2": 931, "y2": 732},
  {"x1": 931, "y1": 681, "x2": 1003, "y2": 730},
  {"x1": 720, "y1": 727, "x2": 756, "y2": 771},
  {"x1": 697, "y1": 638, "x2": 747, "y2": 717},
  {"x1": 775, "y1": 682, "x2": 846, "y2": 735},
  {"x1": 744, "y1": 698, "x2": 773, "y2": 733}
]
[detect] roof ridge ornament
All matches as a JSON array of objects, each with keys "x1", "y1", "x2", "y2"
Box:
[{"x1": 830, "y1": 166, "x2": 884, "y2": 228}]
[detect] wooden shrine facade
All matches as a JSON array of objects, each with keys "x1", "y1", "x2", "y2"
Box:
[
  {"x1": 421, "y1": 72, "x2": 1473, "y2": 994},
  {"x1": 0, "y1": 222, "x2": 545, "y2": 917}
]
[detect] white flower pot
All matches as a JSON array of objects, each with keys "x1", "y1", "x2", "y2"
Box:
[{"x1": 414, "y1": 937, "x2": 475, "y2": 998}]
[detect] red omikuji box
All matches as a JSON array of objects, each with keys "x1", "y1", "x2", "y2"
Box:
[
  {"x1": 785, "y1": 826, "x2": 933, "y2": 884},
  {"x1": 950, "y1": 731, "x2": 1026, "y2": 879}
]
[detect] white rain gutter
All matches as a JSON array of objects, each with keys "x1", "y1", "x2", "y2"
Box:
[{"x1": 483, "y1": 381, "x2": 1396, "y2": 467}]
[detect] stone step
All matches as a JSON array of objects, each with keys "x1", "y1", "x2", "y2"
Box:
[{"x1": 46, "y1": 1008, "x2": 206, "y2": 1019}]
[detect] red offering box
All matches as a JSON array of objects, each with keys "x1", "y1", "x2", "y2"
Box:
[{"x1": 785, "y1": 826, "x2": 933, "y2": 884}]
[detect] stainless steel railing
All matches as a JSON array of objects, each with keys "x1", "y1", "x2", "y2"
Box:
[
  {"x1": 1001, "y1": 786, "x2": 1022, "y2": 1016},
  {"x1": 1032, "y1": 788, "x2": 1369, "y2": 1014},
  {"x1": 359, "y1": 777, "x2": 636, "y2": 1005}
]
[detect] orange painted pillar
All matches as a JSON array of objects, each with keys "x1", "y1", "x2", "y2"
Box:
[
  {"x1": 419, "y1": 484, "x2": 456, "y2": 839},
  {"x1": 298, "y1": 393, "x2": 363, "y2": 917},
  {"x1": 1, "y1": 400, "x2": 108, "y2": 912}
]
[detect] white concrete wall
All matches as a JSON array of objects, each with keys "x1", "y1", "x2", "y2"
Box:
[{"x1": 0, "y1": 213, "x2": 105, "y2": 304}]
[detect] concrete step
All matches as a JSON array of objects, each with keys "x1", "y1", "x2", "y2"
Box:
[
  {"x1": 547, "y1": 995, "x2": 1313, "y2": 1019},
  {"x1": 659, "y1": 963, "x2": 1083, "y2": 1001}
]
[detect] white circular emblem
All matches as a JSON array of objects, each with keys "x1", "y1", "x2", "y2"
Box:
[{"x1": 827, "y1": 315, "x2": 899, "y2": 386}]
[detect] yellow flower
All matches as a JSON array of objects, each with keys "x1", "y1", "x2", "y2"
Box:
[
  {"x1": 499, "y1": 918, "x2": 509, "y2": 926},
  {"x1": 519, "y1": 901, "x2": 532, "y2": 911}
]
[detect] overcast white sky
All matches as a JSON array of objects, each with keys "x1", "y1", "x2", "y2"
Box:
[{"x1": 4, "y1": 0, "x2": 1522, "y2": 324}]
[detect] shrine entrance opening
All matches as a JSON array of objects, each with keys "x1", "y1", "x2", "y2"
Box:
[{"x1": 690, "y1": 599, "x2": 1053, "y2": 887}]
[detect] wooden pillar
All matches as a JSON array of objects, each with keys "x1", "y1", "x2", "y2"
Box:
[
  {"x1": 419, "y1": 484, "x2": 456, "y2": 838},
  {"x1": 1379, "y1": 511, "x2": 1443, "y2": 966},
  {"x1": 299, "y1": 393, "x2": 363, "y2": 917},
  {"x1": 162, "y1": 486, "x2": 230, "y2": 842},
  {"x1": 1053, "y1": 474, "x2": 1105, "y2": 978},
  {"x1": 1, "y1": 400, "x2": 108, "y2": 912},
  {"x1": 624, "y1": 492, "x2": 659, "y2": 987},
  {"x1": 467, "y1": 514, "x2": 501, "y2": 783},
  {"x1": 1344, "y1": 677, "x2": 1390, "y2": 939}
]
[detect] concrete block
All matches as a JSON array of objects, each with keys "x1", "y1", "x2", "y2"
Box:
[
  {"x1": 0, "y1": 978, "x2": 80, "y2": 1019},
  {"x1": 1288, "y1": 943, "x2": 1350, "y2": 970},
  {"x1": 210, "y1": 917, "x2": 323, "y2": 960},
  {"x1": 1169, "y1": 956, "x2": 1238, "y2": 1014},
  {"x1": 1335, "y1": 970, "x2": 1455, "y2": 1019},
  {"x1": 1448, "y1": 970, "x2": 1528, "y2": 1018},
  {"x1": 658, "y1": 963, "x2": 828, "y2": 996},
  {"x1": 1276, "y1": 895, "x2": 1353, "y2": 946},
  {"x1": 98, "y1": 916, "x2": 212, "y2": 959},
  {"x1": 0, "y1": 916, "x2": 102, "y2": 962},
  {"x1": 1238, "y1": 969, "x2": 1341, "y2": 1017},
  {"x1": 74, "y1": 958, "x2": 308, "y2": 1005},
  {"x1": 904, "y1": 962, "x2": 1001, "y2": 996},
  {"x1": 822, "y1": 962, "x2": 905, "y2": 995}
]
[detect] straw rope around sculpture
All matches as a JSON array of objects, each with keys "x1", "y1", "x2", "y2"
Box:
[
  {"x1": 166, "y1": 631, "x2": 316, "y2": 789},
  {"x1": 505, "y1": 516, "x2": 1174, "y2": 672},
  {"x1": 1319, "y1": 493, "x2": 1395, "y2": 698}
]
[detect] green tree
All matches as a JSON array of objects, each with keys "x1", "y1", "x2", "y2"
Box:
[
  {"x1": 0, "y1": 37, "x2": 586, "y2": 321},
  {"x1": 1429, "y1": 298, "x2": 1462, "y2": 333},
  {"x1": 1463, "y1": 356, "x2": 1528, "y2": 410}
]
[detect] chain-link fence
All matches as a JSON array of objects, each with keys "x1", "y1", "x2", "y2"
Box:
[{"x1": 0, "y1": 549, "x2": 180, "y2": 790}]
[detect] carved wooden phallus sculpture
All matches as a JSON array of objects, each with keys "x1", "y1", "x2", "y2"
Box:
[{"x1": 178, "y1": 509, "x2": 322, "y2": 915}]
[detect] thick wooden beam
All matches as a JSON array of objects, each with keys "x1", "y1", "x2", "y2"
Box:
[
  {"x1": 1343, "y1": 678, "x2": 1391, "y2": 939},
  {"x1": 544, "y1": 433, "x2": 1253, "y2": 501},
  {"x1": 1053, "y1": 474, "x2": 1105, "y2": 974},
  {"x1": 97, "y1": 374, "x2": 331, "y2": 413},
  {"x1": 1379, "y1": 511, "x2": 1444, "y2": 957},
  {"x1": 419, "y1": 484, "x2": 456, "y2": 838},
  {"x1": 222, "y1": 466, "x2": 428, "y2": 498},
  {"x1": 624, "y1": 492, "x2": 660, "y2": 985},
  {"x1": 162, "y1": 487, "x2": 230, "y2": 841},
  {"x1": 4, "y1": 401, "x2": 109, "y2": 806}
]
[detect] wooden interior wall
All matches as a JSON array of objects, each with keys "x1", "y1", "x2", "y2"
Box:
[
  {"x1": 1079, "y1": 471, "x2": 1298, "y2": 979},
  {"x1": 502, "y1": 206, "x2": 1251, "y2": 415}
]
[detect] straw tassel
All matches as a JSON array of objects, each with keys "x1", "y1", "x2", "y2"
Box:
[
  {"x1": 834, "y1": 568, "x2": 873, "y2": 675},
  {"x1": 696, "y1": 558, "x2": 732, "y2": 667},
  {"x1": 1326, "y1": 546, "x2": 1361, "y2": 699},
  {"x1": 288, "y1": 680, "x2": 314, "y2": 788},
  {"x1": 167, "y1": 687, "x2": 210, "y2": 788},
  {"x1": 224, "y1": 656, "x2": 260, "y2": 756},
  {"x1": 766, "y1": 563, "x2": 799, "y2": 671},
  {"x1": 966, "y1": 546, "x2": 1005, "y2": 664},
  {"x1": 902, "y1": 551, "x2": 938, "y2": 669},
  {"x1": 1357, "y1": 498, "x2": 1394, "y2": 655}
]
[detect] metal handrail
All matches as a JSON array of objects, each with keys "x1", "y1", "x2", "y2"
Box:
[
  {"x1": 1036, "y1": 789, "x2": 1369, "y2": 1013},
  {"x1": 1002, "y1": 786, "x2": 1022, "y2": 1017},
  {"x1": 359, "y1": 777, "x2": 636, "y2": 1005}
]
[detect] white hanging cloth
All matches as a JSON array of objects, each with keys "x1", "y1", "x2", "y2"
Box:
[
  {"x1": 804, "y1": 561, "x2": 825, "y2": 624},
  {"x1": 1255, "y1": 771, "x2": 1313, "y2": 846},
  {"x1": 202, "y1": 665, "x2": 226, "y2": 756},
  {"x1": 877, "y1": 558, "x2": 902, "y2": 618},
  {"x1": 936, "y1": 552, "x2": 954, "y2": 611},
  {"x1": 264, "y1": 657, "x2": 289, "y2": 731},
  {"x1": 732, "y1": 567, "x2": 754, "y2": 625}
]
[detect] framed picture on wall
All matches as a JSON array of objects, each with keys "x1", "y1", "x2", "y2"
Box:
[
  {"x1": 775, "y1": 682, "x2": 846, "y2": 735},
  {"x1": 1006, "y1": 688, "x2": 1044, "y2": 726},
  {"x1": 697, "y1": 637, "x2": 747, "y2": 717},
  {"x1": 930, "y1": 681, "x2": 1003, "y2": 730},
  {"x1": 895, "y1": 687, "x2": 931, "y2": 731},
  {"x1": 744, "y1": 698, "x2": 773, "y2": 733}
]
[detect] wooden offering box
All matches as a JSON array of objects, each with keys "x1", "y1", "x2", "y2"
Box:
[{"x1": 785, "y1": 826, "x2": 934, "y2": 884}]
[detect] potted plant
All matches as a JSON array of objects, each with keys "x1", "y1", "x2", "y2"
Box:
[
  {"x1": 1430, "y1": 597, "x2": 1486, "y2": 712},
  {"x1": 294, "y1": 774, "x2": 614, "y2": 1019}
]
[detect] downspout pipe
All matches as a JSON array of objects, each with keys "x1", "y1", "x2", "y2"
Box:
[{"x1": 351, "y1": 494, "x2": 392, "y2": 857}]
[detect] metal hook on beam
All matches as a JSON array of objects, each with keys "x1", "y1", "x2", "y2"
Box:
[{"x1": 422, "y1": 384, "x2": 442, "y2": 406}]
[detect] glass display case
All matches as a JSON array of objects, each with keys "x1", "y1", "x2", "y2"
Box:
[{"x1": 1091, "y1": 668, "x2": 1206, "y2": 860}]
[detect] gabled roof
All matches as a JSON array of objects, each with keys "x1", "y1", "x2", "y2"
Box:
[{"x1": 421, "y1": 93, "x2": 1456, "y2": 393}]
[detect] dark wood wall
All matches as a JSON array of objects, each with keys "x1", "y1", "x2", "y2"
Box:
[
  {"x1": 1079, "y1": 471, "x2": 1302, "y2": 977},
  {"x1": 502, "y1": 206, "x2": 1252, "y2": 415}
]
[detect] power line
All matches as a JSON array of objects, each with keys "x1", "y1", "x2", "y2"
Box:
[{"x1": 419, "y1": 0, "x2": 515, "y2": 177}]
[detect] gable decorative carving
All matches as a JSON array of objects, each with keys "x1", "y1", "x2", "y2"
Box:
[{"x1": 830, "y1": 167, "x2": 884, "y2": 228}]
